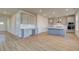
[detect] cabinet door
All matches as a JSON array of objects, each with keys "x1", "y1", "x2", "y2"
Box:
[
  {"x1": 27, "y1": 15, "x2": 30, "y2": 24},
  {"x1": 67, "y1": 16, "x2": 75, "y2": 22},
  {"x1": 21, "y1": 13, "x2": 36, "y2": 25},
  {"x1": 30, "y1": 16, "x2": 36, "y2": 25},
  {"x1": 21, "y1": 13, "x2": 28, "y2": 24}
]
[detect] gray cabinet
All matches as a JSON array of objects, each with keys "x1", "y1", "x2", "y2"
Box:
[
  {"x1": 20, "y1": 12, "x2": 37, "y2": 38},
  {"x1": 48, "y1": 28, "x2": 65, "y2": 36}
]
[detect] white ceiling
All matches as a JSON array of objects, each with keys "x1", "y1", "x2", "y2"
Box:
[
  {"x1": 0, "y1": 8, "x2": 78, "y2": 18},
  {"x1": 24, "y1": 8, "x2": 78, "y2": 18}
]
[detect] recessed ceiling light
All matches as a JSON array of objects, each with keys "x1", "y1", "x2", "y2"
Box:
[
  {"x1": 65, "y1": 9, "x2": 69, "y2": 11},
  {"x1": 52, "y1": 11, "x2": 55, "y2": 14},
  {"x1": 49, "y1": 16, "x2": 52, "y2": 18},
  {"x1": 39, "y1": 9, "x2": 42, "y2": 12}
]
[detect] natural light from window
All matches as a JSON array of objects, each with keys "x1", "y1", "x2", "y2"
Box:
[{"x1": 0, "y1": 22, "x2": 4, "y2": 25}]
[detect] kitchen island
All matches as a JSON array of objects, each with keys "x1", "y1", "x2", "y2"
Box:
[{"x1": 48, "y1": 24, "x2": 66, "y2": 37}]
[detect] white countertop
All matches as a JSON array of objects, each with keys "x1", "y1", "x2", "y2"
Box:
[
  {"x1": 48, "y1": 24, "x2": 67, "y2": 30},
  {"x1": 20, "y1": 24, "x2": 36, "y2": 29}
]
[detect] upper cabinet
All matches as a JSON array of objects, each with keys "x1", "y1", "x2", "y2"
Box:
[
  {"x1": 67, "y1": 15, "x2": 75, "y2": 23},
  {"x1": 21, "y1": 12, "x2": 36, "y2": 25}
]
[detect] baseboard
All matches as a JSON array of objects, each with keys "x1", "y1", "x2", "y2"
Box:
[{"x1": 37, "y1": 31, "x2": 47, "y2": 35}]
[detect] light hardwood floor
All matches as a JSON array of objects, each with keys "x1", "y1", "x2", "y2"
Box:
[{"x1": 0, "y1": 32, "x2": 79, "y2": 51}]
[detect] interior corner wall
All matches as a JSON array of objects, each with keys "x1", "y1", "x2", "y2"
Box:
[
  {"x1": 8, "y1": 12, "x2": 21, "y2": 37},
  {"x1": 37, "y1": 15, "x2": 48, "y2": 34},
  {"x1": 15, "y1": 12, "x2": 22, "y2": 37},
  {"x1": 9, "y1": 15, "x2": 16, "y2": 35}
]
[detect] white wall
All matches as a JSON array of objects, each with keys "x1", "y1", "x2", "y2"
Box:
[
  {"x1": 8, "y1": 12, "x2": 21, "y2": 37},
  {"x1": 75, "y1": 11, "x2": 79, "y2": 37},
  {"x1": 9, "y1": 15, "x2": 16, "y2": 35},
  {"x1": 37, "y1": 15, "x2": 48, "y2": 34},
  {"x1": 6, "y1": 11, "x2": 21, "y2": 37}
]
